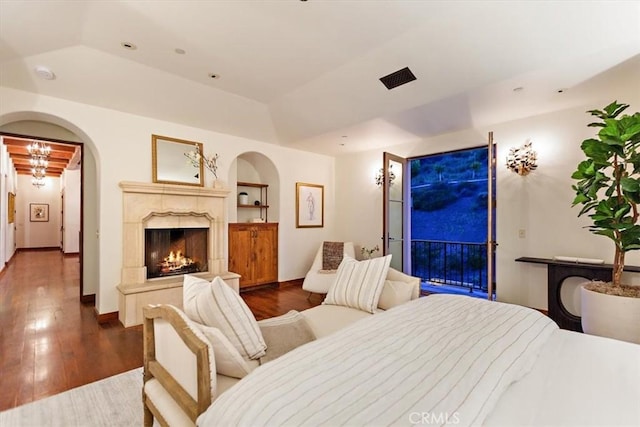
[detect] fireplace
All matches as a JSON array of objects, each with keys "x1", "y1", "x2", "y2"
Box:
[
  {"x1": 117, "y1": 181, "x2": 240, "y2": 327},
  {"x1": 145, "y1": 228, "x2": 208, "y2": 279}
]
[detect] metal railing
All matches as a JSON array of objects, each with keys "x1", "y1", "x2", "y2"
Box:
[{"x1": 411, "y1": 239, "x2": 489, "y2": 293}]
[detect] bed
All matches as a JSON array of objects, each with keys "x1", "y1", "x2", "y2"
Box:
[{"x1": 198, "y1": 294, "x2": 640, "y2": 426}]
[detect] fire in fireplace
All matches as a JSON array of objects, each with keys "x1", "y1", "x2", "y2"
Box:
[{"x1": 145, "y1": 228, "x2": 208, "y2": 279}]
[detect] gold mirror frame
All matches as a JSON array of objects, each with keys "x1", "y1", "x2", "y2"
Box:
[{"x1": 152, "y1": 134, "x2": 204, "y2": 186}]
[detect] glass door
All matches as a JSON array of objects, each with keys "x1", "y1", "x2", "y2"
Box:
[
  {"x1": 487, "y1": 132, "x2": 497, "y2": 301},
  {"x1": 383, "y1": 152, "x2": 408, "y2": 272}
]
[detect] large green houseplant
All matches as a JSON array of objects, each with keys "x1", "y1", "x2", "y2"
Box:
[{"x1": 571, "y1": 101, "x2": 640, "y2": 343}]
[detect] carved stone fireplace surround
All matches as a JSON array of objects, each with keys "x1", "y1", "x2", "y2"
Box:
[{"x1": 117, "y1": 181, "x2": 239, "y2": 327}]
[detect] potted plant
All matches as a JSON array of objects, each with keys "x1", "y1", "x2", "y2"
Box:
[{"x1": 571, "y1": 100, "x2": 640, "y2": 343}]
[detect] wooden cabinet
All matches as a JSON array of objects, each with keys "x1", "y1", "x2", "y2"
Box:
[{"x1": 228, "y1": 223, "x2": 278, "y2": 289}]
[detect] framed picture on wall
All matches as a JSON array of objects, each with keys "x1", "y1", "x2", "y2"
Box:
[
  {"x1": 8, "y1": 192, "x2": 15, "y2": 224},
  {"x1": 30, "y1": 203, "x2": 49, "y2": 222},
  {"x1": 296, "y1": 182, "x2": 324, "y2": 228}
]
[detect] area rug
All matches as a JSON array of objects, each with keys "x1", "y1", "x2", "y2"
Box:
[{"x1": 0, "y1": 368, "x2": 143, "y2": 426}]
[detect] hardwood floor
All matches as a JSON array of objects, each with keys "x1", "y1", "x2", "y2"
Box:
[{"x1": 0, "y1": 250, "x2": 319, "y2": 411}]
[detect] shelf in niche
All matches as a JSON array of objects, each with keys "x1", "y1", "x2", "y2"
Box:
[{"x1": 237, "y1": 181, "x2": 269, "y2": 222}]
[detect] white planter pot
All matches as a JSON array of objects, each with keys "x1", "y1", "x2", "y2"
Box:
[{"x1": 581, "y1": 285, "x2": 640, "y2": 344}]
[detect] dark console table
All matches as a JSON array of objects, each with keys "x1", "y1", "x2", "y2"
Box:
[{"x1": 515, "y1": 257, "x2": 640, "y2": 332}]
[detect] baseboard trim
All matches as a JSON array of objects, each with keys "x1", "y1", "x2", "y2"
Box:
[
  {"x1": 17, "y1": 247, "x2": 60, "y2": 252},
  {"x1": 94, "y1": 308, "x2": 119, "y2": 324},
  {"x1": 81, "y1": 294, "x2": 96, "y2": 304},
  {"x1": 63, "y1": 252, "x2": 80, "y2": 257}
]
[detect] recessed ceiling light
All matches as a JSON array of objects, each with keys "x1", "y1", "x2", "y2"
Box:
[
  {"x1": 557, "y1": 88, "x2": 566, "y2": 93},
  {"x1": 34, "y1": 66, "x2": 55, "y2": 80},
  {"x1": 175, "y1": 48, "x2": 186, "y2": 55},
  {"x1": 121, "y1": 42, "x2": 137, "y2": 50},
  {"x1": 208, "y1": 73, "x2": 220, "y2": 79},
  {"x1": 513, "y1": 86, "x2": 524, "y2": 92}
]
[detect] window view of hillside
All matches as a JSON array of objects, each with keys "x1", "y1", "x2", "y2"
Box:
[
  {"x1": 410, "y1": 148, "x2": 488, "y2": 243},
  {"x1": 409, "y1": 147, "x2": 493, "y2": 297}
]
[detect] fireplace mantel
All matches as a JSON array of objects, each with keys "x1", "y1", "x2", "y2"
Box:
[{"x1": 117, "y1": 181, "x2": 239, "y2": 327}]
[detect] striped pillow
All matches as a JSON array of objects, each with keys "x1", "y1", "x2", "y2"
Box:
[
  {"x1": 324, "y1": 254, "x2": 392, "y2": 313},
  {"x1": 183, "y1": 275, "x2": 266, "y2": 360},
  {"x1": 195, "y1": 323, "x2": 258, "y2": 379}
]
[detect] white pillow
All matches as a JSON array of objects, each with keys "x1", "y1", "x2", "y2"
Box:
[
  {"x1": 195, "y1": 323, "x2": 258, "y2": 379},
  {"x1": 378, "y1": 279, "x2": 414, "y2": 310},
  {"x1": 324, "y1": 254, "x2": 392, "y2": 314},
  {"x1": 183, "y1": 275, "x2": 266, "y2": 360}
]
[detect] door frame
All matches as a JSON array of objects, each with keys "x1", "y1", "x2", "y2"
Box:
[
  {"x1": 382, "y1": 152, "x2": 409, "y2": 272},
  {"x1": 0, "y1": 131, "x2": 85, "y2": 299},
  {"x1": 386, "y1": 139, "x2": 497, "y2": 300}
]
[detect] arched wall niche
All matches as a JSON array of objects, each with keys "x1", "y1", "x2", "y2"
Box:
[
  {"x1": 0, "y1": 111, "x2": 100, "y2": 300},
  {"x1": 228, "y1": 151, "x2": 280, "y2": 224}
]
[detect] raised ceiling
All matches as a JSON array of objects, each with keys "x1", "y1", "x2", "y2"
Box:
[{"x1": 1, "y1": 1, "x2": 639, "y2": 155}]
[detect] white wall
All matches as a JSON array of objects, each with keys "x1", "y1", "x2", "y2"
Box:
[
  {"x1": 0, "y1": 87, "x2": 335, "y2": 315},
  {"x1": 15, "y1": 175, "x2": 61, "y2": 248},
  {"x1": 336, "y1": 97, "x2": 640, "y2": 310},
  {"x1": 82, "y1": 146, "x2": 99, "y2": 297},
  {"x1": 62, "y1": 168, "x2": 81, "y2": 253},
  {"x1": 0, "y1": 141, "x2": 17, "y2": 270}
]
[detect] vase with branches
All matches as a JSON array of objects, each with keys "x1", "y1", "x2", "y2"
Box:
[{"x1": 185, "y1": 147, "x2": 219, "y2": 180}]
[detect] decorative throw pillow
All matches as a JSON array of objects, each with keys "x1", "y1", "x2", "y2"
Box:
[
  {"x1": 183, "y1": 275, "x2": 267, "y2": 360},
  {"x1": 378, "y1": 279, "x2": 414, "y2": 310},
  {"x1": 195, "y1": 323, "x2": 258, "y2": 379},
  {"x1": 257, "y1": 310, "x2": 316, "y2": 363},
  {"x1": 324, "y1": 254, "x2": 392, "y2": 314},
  {"x1": 321, "y1": 241, "x2": 345, "y2": 271}
]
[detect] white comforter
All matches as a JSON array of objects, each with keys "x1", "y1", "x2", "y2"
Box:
[{"x1": 199, "y1": 295, "x2": 557, "y2": 426}]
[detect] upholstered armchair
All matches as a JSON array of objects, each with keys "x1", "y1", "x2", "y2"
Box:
[{"x1": 302, "y1": 241, "x2": 355, "y2": 294}]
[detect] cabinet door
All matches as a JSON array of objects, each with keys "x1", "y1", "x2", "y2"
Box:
[
  {"x1": 229, "y1": 224, "x2": 255, "y2": 287},
  {"x1": 253, "y1": 223, "x2": 278, "y2": 285}
]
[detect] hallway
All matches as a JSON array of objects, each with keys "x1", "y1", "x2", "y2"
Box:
[{"x1": 0, "y1": 250, "x2": 142, "y2": 411}]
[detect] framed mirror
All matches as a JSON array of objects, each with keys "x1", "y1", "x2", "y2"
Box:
[{"x1": 152, "y1": 134, "x2": 204, "y2": 186}]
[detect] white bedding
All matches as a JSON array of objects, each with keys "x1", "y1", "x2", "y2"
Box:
[
  {"x1": 198, "y1": 295, "x2": 558, "y2": 426},
  {"x1": 486, "y1": 329, "x2": 640, "y2": 426}
]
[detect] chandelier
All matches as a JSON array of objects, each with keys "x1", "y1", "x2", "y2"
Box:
[
  {"x1": 27, "y1": 141, "x2": 51, "y2": 188},
  {"x1": 32, "y1": 176, "x2": 46, "y2": 189}
]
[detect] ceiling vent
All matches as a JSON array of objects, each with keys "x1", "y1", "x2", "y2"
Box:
[{"x1": 379, "y1": 67, "x2": 416, "y2": 90}]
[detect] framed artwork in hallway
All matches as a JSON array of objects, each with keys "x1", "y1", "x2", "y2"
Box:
[
  {"x1": 30, "y1": 203, "x2": 49, "y2": 222},
  {"x1": 8, "y1": 192, "x2": 15, "y2": 224}
]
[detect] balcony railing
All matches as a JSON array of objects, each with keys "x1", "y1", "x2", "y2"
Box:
[{"x1": 411, "y1": 239, "x2": 490, "y2": 293}]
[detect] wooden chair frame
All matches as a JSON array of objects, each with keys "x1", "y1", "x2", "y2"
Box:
[{"x1": 142, "y1": 305, "x2": 213, "y2": 427}]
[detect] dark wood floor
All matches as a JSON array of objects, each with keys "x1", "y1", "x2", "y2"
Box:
[{"x1": 0, "y1": 250, "x2": 319, "y2": 411}]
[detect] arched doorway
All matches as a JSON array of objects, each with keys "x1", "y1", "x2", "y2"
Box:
[{"x1": 0, "y1": 113, "x2": 99, "y2": 303}]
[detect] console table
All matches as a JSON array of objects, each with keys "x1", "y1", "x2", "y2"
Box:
[{"x1": 515, "y1": 257, "x2": 640, "y2": 332}]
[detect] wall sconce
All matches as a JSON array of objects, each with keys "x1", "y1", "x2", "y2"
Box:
[
  {"x1": 375, "y1": 165, "x2": 396, "y2": 187},
  {"x1": 506, "y1": 140, "x2": 537, "y2": 176}
]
